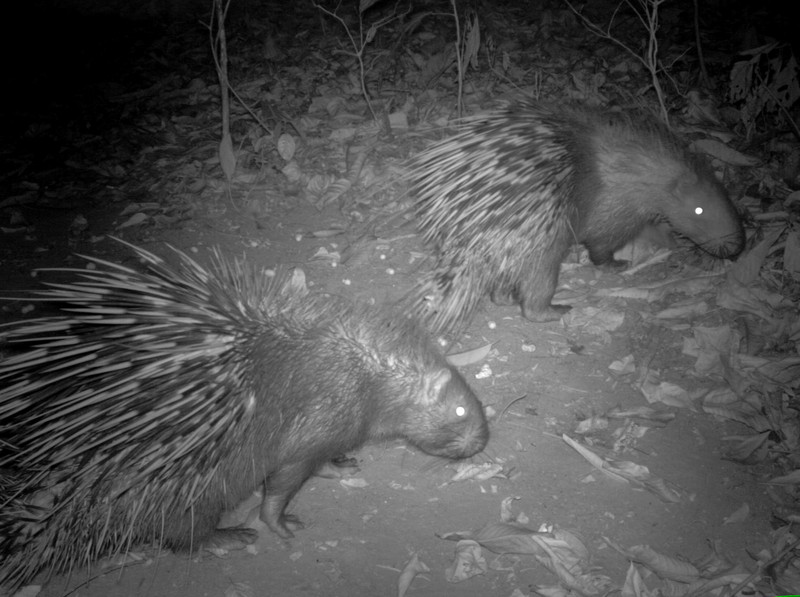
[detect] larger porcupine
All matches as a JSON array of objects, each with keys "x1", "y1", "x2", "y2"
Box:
[
  {"x1": 0, "y1": 239, "x2": 489, "y2": 588},
  {"x1": 408, "y1": 99, "x2": 746, "y2": 333}
]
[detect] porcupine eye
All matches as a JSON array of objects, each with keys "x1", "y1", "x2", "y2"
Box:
[
  {"x1": 695, "y1": 207, "x2": 704, "y2": 216},
  {"x1": 455, "y1": 405, "x2": 466, "y2": 418}
]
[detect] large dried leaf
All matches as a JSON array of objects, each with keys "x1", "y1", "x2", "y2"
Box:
[
  {"x1": 563, "y1": 435, "x2": 684, "y2": 502},
  {"x1": 605, "y1": 540, "x2": 700, "y2": 583}
]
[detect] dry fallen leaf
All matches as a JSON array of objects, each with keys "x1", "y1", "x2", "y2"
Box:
[
  {"x1": 723, "y1": 503, "x2": 750, "y2": 524},
  {"x1": 444, "y1": 540, "x2": 487, "y2": 583},
  {"x1": 563, "y1": 435, "x2": 684, "y2": 502},
  {"x1": 397, "y1": 552, "x2": 429, "y2": 597},
  {"x1": 606, "y1": 406, "x2": 675, "y2": 425},
  {"x1": 720, "y1": 432, "x2": 770, "y2": 464},
  {"x1": 620, "y1": 562, "x2": 655, "y2": 597},
  {"x1": 605, "y1": 539, "x2": 700, "y2": 583},
  {"x1": 448, "y1": 462, "x2": 503, "y2": 483},
  {"x1": 445, "y1": 342, "x2": 494, "y2": 367}
]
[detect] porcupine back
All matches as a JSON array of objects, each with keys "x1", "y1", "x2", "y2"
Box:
[
  {"x1": 408, "y1": 99, "x2": 745, "y2": 333},
  {"x1": 0, "y1": 239, "x2": 488, "y2": 588}
]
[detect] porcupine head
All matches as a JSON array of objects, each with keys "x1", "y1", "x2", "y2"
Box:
[
  {"x1": 582, "y1": 118, "x2": 745, "y2": 265},
  {"x1": 662, "y1": 167, "x2": 745, "y2": 258},
  {"x1": 245, "y1": 309, "x2": 489, "y2": 539}
]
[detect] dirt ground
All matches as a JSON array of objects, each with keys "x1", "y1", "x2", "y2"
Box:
[{"x1": 0, "y1": 1, "x2": 795, "y2": 596}]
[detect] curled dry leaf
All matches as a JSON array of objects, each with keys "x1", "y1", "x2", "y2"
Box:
[
  {"x1": 605, "y1": 539, "x2": 700, "y2": 583},
  {"x1": 768, "y1": 469, "x2": 800, "y2": 485},
  {"x1": 737, "y1": 354, "x2": 800, "y2": 388},
  {"x1": 310, "y1": 227, "x2": 346, "y2": 238},
  {"x1": 449, "y1": 462, "x2": 503, "y2": 482},
  {"x1": 654, "y1": 301, "x2": 709, "y2": 320},
  {"x1": 444, "y1": 540, "x2": 487, "y2": 583},
  {"x1": 639, "y1": 379, "x2": 692, "y2": 409},
  {"x1": 442, "y1": 521, "x2": 549, "y2": 557},
  {"x1": 639, "y1": 274, "x2": 717, "y2": 301},
  {"x1": 445, "y1": 342, "x2": 494, "y2": 367},
  {"x1": 703, "y1": 402, "x2": 772, "y2": 433},
  {"x1": 691, "y1": 138, "x2": 759, "y2": 167},
  {"x1": 285, "y1": 268, "x2": 309, "y2": 297},
  {"x1": 563, "y1": 435, "x2": 684, "y2": 502},
  {"x1": 528, "y1": 533, "x2": 610, "y2": 595},
  {"x1": 608, "y1": 354, "x2": 636, "y2": 374},
  {"x1": 442, "y1": 523, "x2": 609, "y2": 594},
  {"x1": 500, "y1": 496, "x2": 523, "y2": 523},
  {"x1": 117, "y1": 211, "x2": 151, "y2": 229},
  {"x1": 397, "y1": 552, "x2": 429, "y2": 597},
  {"x1": 310, "y1": 246, "x2": 340, "y2": 263},
  {"x1": 575, "y1": 415, "x2": 609, "y2": 434},
  {"x1": 729, "y1": 225, "x2": 783, "y2": 287},
  {"x1": 471, "y1": 522, "x2": 589, "y2": 566},
  {"x1": 315, "y1": 177, "x2": 352, "y2": 209},
  {"x1": 606, "y1": 406, "x2": 675, "y2": 425},
  {"x1": 276, "y1": 133, "x2": 296, "y2": 161},
  {"x1": 339, "y1": 477, "x2": 368, "y2": 488},
  {"x1": 621, "y1": 562, "x2": 655, "y2": 597},
  {"x1": 638, "y1": 476, "x2": 684, "y2": 503},
  {"x1": 721, "y1": 432, "x2": 771, "y2": 464},
  {"x1": 693, "y1": 539, "x2": 735, "y2": 576},
  {"x1": 682, "y1": 571, "x2": 756, "y2": 595},
  {"x1": 531, "y1": 585, "x2": 571, "y2": 597}
]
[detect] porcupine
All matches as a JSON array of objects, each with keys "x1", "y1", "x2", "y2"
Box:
[
  {"x1": 0, "y1": 238, "x2": 489, "y2": 589},
  {"x1": 407, "y1": 99, "x2": 746, "y2": 333}
]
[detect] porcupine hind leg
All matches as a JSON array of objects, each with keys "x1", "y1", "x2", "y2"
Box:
[
  {"x1": 515, "y1": 241, "x2": 572, "y2": 322},
  {"x1": 489, "y1": 278, "x2": 518, "y2": 306},
  {"x1": 164, "y1": 499, "x2": 259, "y2": 552},
  {"x1": 260, "y1": 459, "x2": 319, "y2": 538}
]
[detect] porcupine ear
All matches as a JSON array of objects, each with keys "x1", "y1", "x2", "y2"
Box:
[{"x1": 420, "y1": 368, "x2": 453, "y2": 405}]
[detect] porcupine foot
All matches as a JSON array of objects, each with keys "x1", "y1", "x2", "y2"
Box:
[
  {"x1": 490, "y1": 287, "x2": 517, "y2": 306},
  {"x1": 259, "y1": 460, "x2": 318, "y2": 538},
  {"x1": 260, "y1": 493, "x2": 304, "y2": 538},
  {"x1": 521, "y1": 302, "x2": 571, "y2": 322},
  {"x1": 202, "y1": 527, "x2": 260, "y2": 551},
  {"x1": 514, "y1": 251, "x2": 572, "y2": 322},
  {"x1": 491, "y1": 287, "x2": 569, "y2": 321}
]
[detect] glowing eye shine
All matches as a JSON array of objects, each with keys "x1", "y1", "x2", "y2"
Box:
[
  {"x1": 456, "y1": 406, "x2": 466, "y2": 417},
  {"x1": 695, "y1": 207, "x2": 704, "y2": 215}
]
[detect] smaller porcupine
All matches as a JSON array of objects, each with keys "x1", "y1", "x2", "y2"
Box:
[
  {"x1": 408, "y1": 99, "x2": 746, "y2": 333},
  {"x1": 0, "y1": 238, "x2": 489, "y2": 589}
]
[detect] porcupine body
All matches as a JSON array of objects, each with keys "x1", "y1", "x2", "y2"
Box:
[
  {"x1": 408, "y1": 99, "x2": 746, "y2": 333},
  {"x1": 0, "y1": 239, "x2": 489, "y2": 589}
]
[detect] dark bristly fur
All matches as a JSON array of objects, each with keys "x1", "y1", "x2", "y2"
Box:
[
  {"x1": 407, "y1": 99, "x2": 746, "y2": 333},
  {"x1": 0, "y1": 239, "x2": 488, "y2": 589}
]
